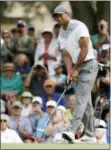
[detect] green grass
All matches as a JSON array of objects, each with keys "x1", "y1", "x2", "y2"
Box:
[{"x1": 1, "y1": 144, "x2": 110, "y2": 149}]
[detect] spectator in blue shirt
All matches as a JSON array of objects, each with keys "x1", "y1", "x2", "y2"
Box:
[
  {"x1": 34, "y1": 100, "x2": 57, "y2": 142},
  {"x1": 9, "y1": 101, "x2": 32, "y2": 141},
  {"x1": 41, "y1": 79, "x2": 66, "y2": 112},
  {"x1": 29, "y1": 96, "x2": 47, "y2": 136},
  {"x1": 50, "y1": 63, "x2": 66, "y2": 93},
  {"x1": 14, "y1": 54, "x2": 31, "y2": 76}
]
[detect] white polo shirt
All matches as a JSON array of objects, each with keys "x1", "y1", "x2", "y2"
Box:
[
  {"x1": 1, "y1": 128, "x2": 23, "y2": 143},
  {"x1": 58, "y1": 20, "x2": 95, "y2": 64}
]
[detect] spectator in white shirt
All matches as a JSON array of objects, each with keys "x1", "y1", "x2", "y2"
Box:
[
  {"x1": 34, "y1": 28, "x2": 61, "y2": 76},
  {"x1": 21, "y1": 91, "x2": 33, "y2": 117},
  {"x1": 1, "y1": 114, "x2": 23, "y2": 143}
]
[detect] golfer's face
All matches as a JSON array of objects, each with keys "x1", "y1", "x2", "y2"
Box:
[{"x1": 54, "y1": 14, "x2": 67, "y2": 26}]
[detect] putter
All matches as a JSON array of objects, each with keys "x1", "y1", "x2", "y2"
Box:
[{"x1": 45, "y1": 80, "x2": 72, "y2": 127}]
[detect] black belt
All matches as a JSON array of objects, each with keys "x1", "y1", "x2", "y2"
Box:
[{"x1": 83, "y1": 59, "x2": 95, "y2": 64}]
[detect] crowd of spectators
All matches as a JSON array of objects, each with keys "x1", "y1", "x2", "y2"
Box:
[{"x1": 1, "y1": 18, "x2": 110, "y2": 144}]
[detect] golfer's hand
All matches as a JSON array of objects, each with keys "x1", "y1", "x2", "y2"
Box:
[{"x1": 68, "y1": 69, "x2": 78, "y2": 82}]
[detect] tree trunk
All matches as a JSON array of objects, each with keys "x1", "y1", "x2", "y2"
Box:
[
  {"x1": 70, "y1": 1, "x2": 97, "y2": 34},
  {"x1": 96, "y1": 1, "x2": 110, "y2": 24}
]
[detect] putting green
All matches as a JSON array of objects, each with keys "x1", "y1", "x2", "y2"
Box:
[{"x1": 1, "y1": 143, "x2": 110, "y2": 149}]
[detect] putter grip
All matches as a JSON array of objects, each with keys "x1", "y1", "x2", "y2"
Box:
[{"x1": 66, "y1": 80, "x2": 71, "y2": 88}]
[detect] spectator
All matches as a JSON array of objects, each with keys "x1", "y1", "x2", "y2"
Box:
[
  {"x1": 9, "y1": 101, "x2": 32, "y2": 141},
  {"x1": 14, "y1": 54, "x2": 31, "y2": 78},
  {"x1": 34, "y1": 100, "x2": 57, "y2": 142},
  {"x1": 27, "y1": 25, "x2": 35, "y2": 37},
  {"x1": 91, "y1": 19, "x2": 109, "y2": 62},
  {"x1": 53, "y1": 23, "x2": 61, "y2": 39},
  {"x1": 1, "y1": 114, "x2": 23, "y2": 143},
  {"x1": 15, "y1": 20, "x2": 34, "y2": 63},
  {"x1": 66, "y1": 95, "x2": 76, "y2": 121},
  {"x1": 29, "y1": 96, "x2": 47, "y2": 136},
  {"x1": 95, "y1": 120, "x2": 107, "y2": 144},
  {"x1": 41, "y1": 79, "x2": 66, "y2": 112},
  {"x1": 21, "y1": 91, "x2": 33, "y2": 117},
  {"x1": 1, "y1": 99, "x2": 6, "y2": 114},
  {"x1": 34, "y1": 28, "x2": 61, "y2": 75},
  {"x1": 101, "y1": 105, "x2": 110, "y2": 144},
  {"x1": 6, "y1": 92, "x2": 18, "y2": 115},
  {"x1": 24, "y1": 64, "x2": 48, "y2": 96},
  {"x1": 1, "y1": 38, "x2": 12, "y2": 67},
  {"x1": 1, "y1": 63, "x2": 23, "y2": 97},
  {"x1": 10, "y1": 28, "x2": 17, "y2": 39},
  {"x1": 2, "y1": 30, "x2": 13, "y2": 52},
  {"x1": 45, "y1": 106, "x2": 69, "y2": 143},
  {"x1": 50, "y1": 63, "x2": 66, "y2": 93}
]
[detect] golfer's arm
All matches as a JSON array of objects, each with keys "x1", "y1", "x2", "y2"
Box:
[
  {"x1": 63, "y1": 50, "x2": 73, "y2": 75},
  {"x1": 74, "y1": 37, "x2": 89, "y2": 70}
]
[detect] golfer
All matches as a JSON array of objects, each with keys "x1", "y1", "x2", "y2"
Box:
[{"x1": 53, "y1": 6, "x2": 98, "y2": 143}]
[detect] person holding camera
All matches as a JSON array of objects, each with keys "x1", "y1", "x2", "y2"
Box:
[{"x1": 91, "y1": 19, "x2": 109, "y2": 62}]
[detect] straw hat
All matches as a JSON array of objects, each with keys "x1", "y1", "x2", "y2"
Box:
[{"x1": 3, "y1": 63, "x2": 15, "y2": 71}]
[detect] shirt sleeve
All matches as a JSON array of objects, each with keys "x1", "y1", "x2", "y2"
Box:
[
  {"x1": 76, "y1": 25, "x2": 90, "y2": 41},
  {"x1": 24, "y1": 118, "x2": 33, "y2": 135}
]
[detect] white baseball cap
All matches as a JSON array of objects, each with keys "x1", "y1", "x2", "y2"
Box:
[
  {"x1": 21, "y1": 91, "x2": 33, "y2": 99},
  {"x1": 42, "y1": 28, "x2": 53, "y2": 35},
  {"x1": 1, "y1": 114, "x2": 9, "y2": 122},
  {"x1": 46, "y1": 100, "x2": 57, "y2": 108},
  {"x1": 32, "y1": 96, "x2": 43, "y2": 105},
  {"x1": 57, "y1": 106, "x2": 66, "y2": 112}
]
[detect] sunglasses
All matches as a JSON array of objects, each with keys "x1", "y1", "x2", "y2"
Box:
[
  {"x1": 13, "y1": 106, "x2": 21, "y2": 109},
  {"x1": 1, "y1": 120, "x2": 7, "y2": 123},
  {"x1": 45, "y1": 85, "x2": 53, "y2": 88}
]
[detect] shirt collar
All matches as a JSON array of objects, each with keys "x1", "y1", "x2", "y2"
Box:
[{"x1": 64, "y1": 20, "x2": 74, "y2": 31}]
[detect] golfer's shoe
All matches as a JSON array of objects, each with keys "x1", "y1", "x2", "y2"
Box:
[
  {"x1": 62, "y1": 132, "x2": 97, "y2": 144},
  {"x1": 62, "y1": 131, "x2": 75, "y2": 143},
  {"x1": 74, "y1": 135, "x2": 97, "y2": 144}
]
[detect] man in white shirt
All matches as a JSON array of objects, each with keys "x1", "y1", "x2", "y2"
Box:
[
  {"x1": 1, "y1": 114, "x2": 23, "y2": 143},
  {"x1": 53, "y1": 6, "x2": 98, "y2": 143}
]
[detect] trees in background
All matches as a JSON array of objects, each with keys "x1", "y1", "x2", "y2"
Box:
[{"x1": 1, "y1": 1, "x2": 110, "y2": 34}]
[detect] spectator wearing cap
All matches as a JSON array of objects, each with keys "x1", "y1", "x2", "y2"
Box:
[
  {"x1": 45, "y1": 105, "x2": 69, "y2": 143},
  {"x1": 27, "y1": 24, "x2": 35, "y2": 37},
  {"x1": 14, "y1": 54, "x2": 31, "y2": 78},
  {"x1": 50, "y1": 63, "x2": 66, "y2": 93},
  {"x1": 1, "y1": 63, "x2": 23, "y2": 97},
  {"x1": 34, "y1": 28, "x2": 61, "y2": 76},
  {"x1": 34, "y1": 100, "x2": 57, "y2": 142},
  {"x1": 2, "y1": 30, "x2": 14, "y2": 53},
  {"x1": 21, "y1": 92, "x2": 33, "y2": 117},
  {"x1": 95, "y1": 119, "x2": 107, "y2": 144},
  {"x1": 1, "y1": 38, "x2": 13, "y2": 67},
  {"x1": 24, "y1": 64, "x2": 48, "y2": 96},
  {"x1": 15, "y1": 20, "x2": 35, "y2": 63},
  {"x1": 41, "y1": 79, "x2": 66, "y2": 112},
  {"x1": 29, "y1": 96, "x2": 47, "y2": 136},
  {"x1": 9, "y1": 101, "x2": 32, "y2": 141},
  {"x1": 1, "y1": 114, "x2": 23, "y2": 143}
]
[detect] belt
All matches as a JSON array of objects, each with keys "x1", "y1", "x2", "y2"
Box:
[
  {"x1": 83, "y1": 59, "x2": 95, "y2": 64},
  {"x1": 72, "y1": 59, "x2": 95, "y2": 66}
]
